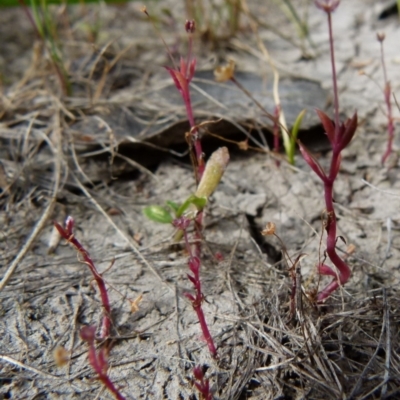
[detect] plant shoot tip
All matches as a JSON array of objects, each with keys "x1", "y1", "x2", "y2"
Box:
[
  {"x1": 185, "y1": 19, "x2": 196, "y2": 33},
  {"x1": 315, "y1": 0, "x2": 340, "y2": 13},
  {"x1": 376, "y1": 32, "x2": 385, "y2": 42}
]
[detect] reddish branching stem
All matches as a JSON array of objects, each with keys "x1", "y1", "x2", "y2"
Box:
[
  {"x1": 166, "y1": 20, "x2": 205, "y2": 182},
  {"x1": 377, "y1": 33, "x2": 395, "y2": 165},
  {"x1": 54, "y1": 216, "x2": 111, "y2": 338},
  {"x1": 300, "y1": 1, "x2": 357, "y2": 302},
  {"x1": 173, "y1": 217, "x2": 218, "y2": 358},
  {"x1": 193, "y1": 365, "x2": 213, "y2": 400},
  {"x1": 17, "y1": 0, "x2": 41, "y2": 39},
  {"x1": 81, "y1": 326, "x2": 126, "y2": 400}
]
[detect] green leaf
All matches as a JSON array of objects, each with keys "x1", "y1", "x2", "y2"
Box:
[
  {"x1": 143, "y1": 205, "x2": 173, "y2": 224},
  {"x1": 288, "y1": 109, "x2": 306, "y2": 165},
  {"x1": 165, "y1": 200, "x2": 180, "y2": 213},
  {"x1": 176, "y1": 195, "x2": 207, "y2": 218}
]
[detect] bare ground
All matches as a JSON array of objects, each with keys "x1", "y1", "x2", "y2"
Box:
[{"x1": 1, "y1": 1, "x2": 400, "y2": 399}]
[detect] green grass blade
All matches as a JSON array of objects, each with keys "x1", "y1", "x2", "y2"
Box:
[{"x1": 288, "y1": 109, "x2": 306, "y2": 165}]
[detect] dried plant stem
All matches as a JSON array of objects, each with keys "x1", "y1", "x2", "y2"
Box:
[
  {"x1": 0, "y1": 111, "x2": 62, "y2": 292},
  {"x1": 378, "y1": 34, "x2": 395, "y2": 165}
]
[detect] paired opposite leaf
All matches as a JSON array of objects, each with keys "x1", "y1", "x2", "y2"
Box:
[
  {"x1": 315, "y1": 109, "x2": 335, "y2": 145},
  {"x1": 338, "y1": 112, "x2": 358, "y2": 150},
  {"x1": 298, "y1": 141, "x2": 327, "y2": 182},
  {"x1": 165, "y1": 201, "x2": 180, "y2": 213},
  {"x1": 143, "y1": 205, "x2": 173, "y2": 224},
  {"x1": 144, "y1": 147, "x2": 230, "y2": 225},
  {"x1": 177, "y1": 195, "x2": 207, "y2": 218},
  {"x1": 144, "y1": 196, "x2": 207, "y2": 225}
]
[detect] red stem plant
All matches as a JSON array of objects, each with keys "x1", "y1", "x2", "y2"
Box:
[
  {"x1": 193, "y1": 365, "x2": 213, "y2": 400},
  {"x1": 173, "y1": 147, "x2": 229, "y2": 358},
  {"x1": 174, "y1": 216, "x2": 217, "y2": 357},
  {"x1": 80, "y1": 326, "x2": 126, "y2": 400},
  {"x1": 54, "y1": 217, "x2": 126, "y2": 399},
  {"x1": 166, "y1": 19, "x2": 205, "y2": 182},
  {"x1": 166, "y1": 20, "x2": 218, "y2": 357},
  {"x1": 142, "y1": 10, "x2": 229, "y2": 358},
  {"x1": 377, "y1": 32, "x2": 395, "y2": 165},
  {"x1": 54, "y1": 216, "x2": 112, "y2": 338},
  {"x1": 273, "y1": 105, "x2": 281, "y2": 166},
  {"x1": 142, "y1": 8, "x2": 204, "y2": 182},
  {"x1": 298, "y1": 0, "x2": 358, "y2": 303}
]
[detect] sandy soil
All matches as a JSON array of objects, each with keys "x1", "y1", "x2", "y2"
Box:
[{"x1": 1, "y1": 1, "x2": 400, "y2": 399}]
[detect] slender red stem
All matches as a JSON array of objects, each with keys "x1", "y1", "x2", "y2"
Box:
[
  {"x1": 273, "y1": 105, "x2": 281, "y2": 167},
  {"x1": 317, "y1": 167, "x2": 351, "y2": 302},
  {"x1": 185, "y1": 31, "x2": 204, "y2": 180},
  {"x1": 193, "y1": 365, "x2": 213, "y2": 400},
  {"x1": 174, "y1": 218, "x2": 217, "y2": 358},
  {"x1": 88, "y1": 346, "x2": 126, "y2": 400},
  {"x1": 183, "y1": 90, "x2": 205, "y2": 180},
  {"x1": 310, "y1": 1, "x2": 356, "y2": 302},
  {"x1": 54, "y1": 218, "x2": 111, "y2": 338},
  {"x1": 327, "y1": 11, "x2": 340, "y2": 131},
  {"x1": 81, "y1": 326, "x2": 126, "y2": 400}
]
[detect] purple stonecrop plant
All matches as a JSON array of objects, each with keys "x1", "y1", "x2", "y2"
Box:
[{"x1": 299, "y1": 0, "x2": 358, "y2": 302}]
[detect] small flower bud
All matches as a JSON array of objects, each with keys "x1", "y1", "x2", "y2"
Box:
[
  {"x1": 185, "y1": 20, "x2": 196, "y2": 34},
  {"x1": 376, "y1": 32, "x2": 385, "y2": 42},
  {"x1": 140, "y1": 5, "x2": 148, "y2": 16},
  {"x1": 172, "y1": 216, "x2": 191, "y2": 230},
  {"x1": 65, "y1": 216, "x2": 74, "y2": 236},
  {"x1": 315, "y1": 0, "x2": 340, "y2": 13}
]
